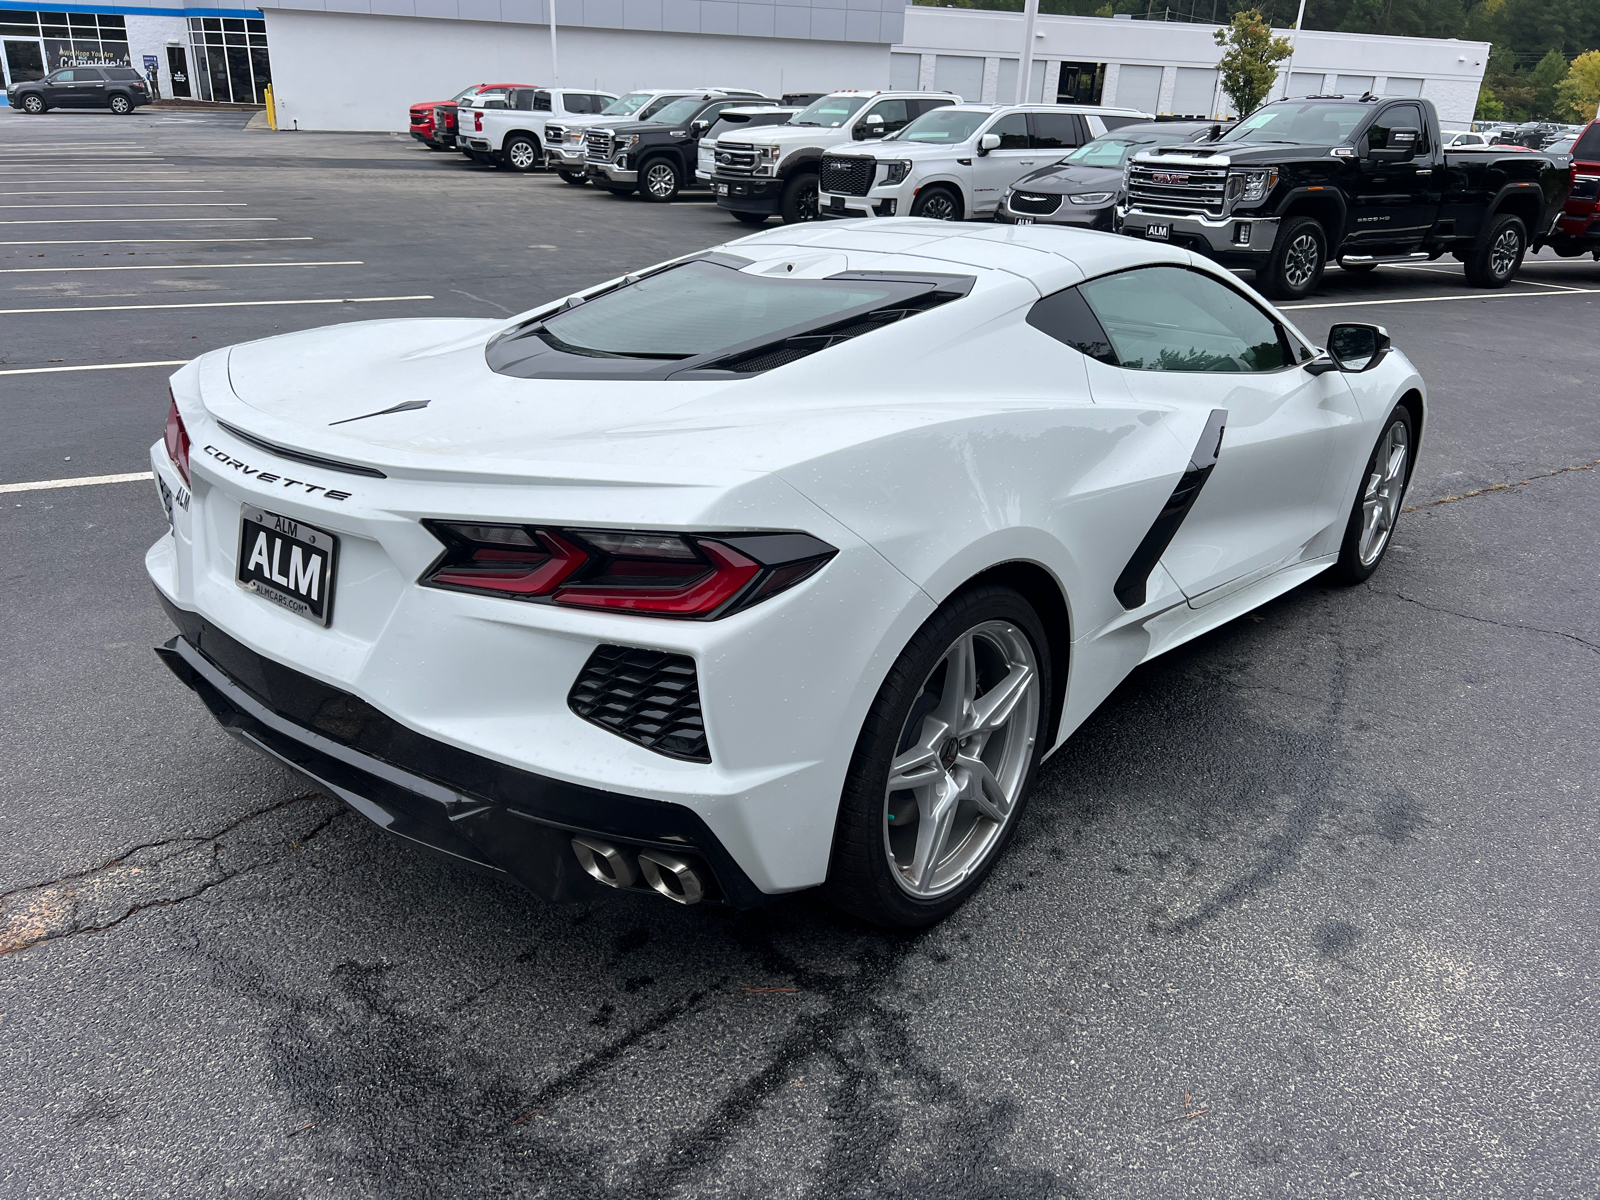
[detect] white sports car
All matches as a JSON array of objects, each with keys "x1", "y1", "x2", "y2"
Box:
[{"x1": 149, "y1": 220, "x2": 1423, "y2": 927}]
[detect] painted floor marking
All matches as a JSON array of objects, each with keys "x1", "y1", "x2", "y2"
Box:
[
  {"x1": 0, "y1": 359, "x2": 186, "y2": 377},
  {"x1": 1284, "y1": 287, "x2": 1600, "y2": 310},
  {"x1": 4, "y1": 179, "x2": 207, "y2": 184},
  {"x1": 0, "y1": 236, "x2": 312, "y2": 246},
  {"x1": 0, "y1": 261, "x2": 361, "y2": 274},
  {"x1": 0, "y1": 295, "x2": 434, "y2": 315},
  {"x1": 0, "y1": 217, "x2": 275, "y2": 225},
  {"x1": 0, "y1": 202, "x2": 246, "y2": 208},
  {"x1": 0, "y1": 471, "x2": 153, "y2": 494},
  {"x1": 0, "y1": 189, "x2": 225, "y2": 195}
]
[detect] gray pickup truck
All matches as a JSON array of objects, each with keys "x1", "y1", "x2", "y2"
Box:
[{"x1": 1120, "y1": 95, "x2": 1565, "y2": 299}]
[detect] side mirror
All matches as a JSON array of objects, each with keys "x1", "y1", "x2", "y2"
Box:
[
  {"x1": 1368, "y1": 127, "x2": 1420, "y2": 162},
  {"x1": 690, "y1": 119, "x2": 709, "y2": 136},
  {"x1": 978, "y1": 133, "x2": 1001, "y2": 155},
  {"x1": 1325, "y1": 322, "x2": 1392, "y2": 372}
]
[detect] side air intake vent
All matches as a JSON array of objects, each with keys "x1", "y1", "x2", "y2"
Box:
[
  {"x1": 704, "y1": 291, "x2": 963, "y2": 375},
  {"x1": 568, "y1": 645, "x2": 709, "y2": 762}
]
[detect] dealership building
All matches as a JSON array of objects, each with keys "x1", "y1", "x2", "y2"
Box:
[{"x1": 1, "y1": 0, "x2": 1488, "y2": 128}]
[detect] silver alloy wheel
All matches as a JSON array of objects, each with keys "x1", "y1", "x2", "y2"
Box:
[
  {"x1": 508, "y1": 139, "x2": 538, "y2": 170},
  {"x1": 1358, "y1": 419, "x2": 1409, "y2": 567},
  {"x1": 1490, "y1": 226, "x2": 1521, "y2": 278},
  {"x1": 645, "y1": 162, "x2": 676, "y2": 199},
  {"x1": 22, "y1": 95, "x2": 43, "y2": 113},
  {"x1": 1284, "y1": 231, "x2": 1321, "y2": 289},
  {"x1": 919, "y1": 191, "x2": 958, "y2": 221},
  {"x1": 110, "y1": 95, "x2": 131, "y2": 114},
  {"x1": 882, "y1": 619, "x2": 1040, "y2": 899}
]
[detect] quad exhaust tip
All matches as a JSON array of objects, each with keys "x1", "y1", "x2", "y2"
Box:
[{"x1": 571, "y1": 837, "x2": 704, "y2": 905}]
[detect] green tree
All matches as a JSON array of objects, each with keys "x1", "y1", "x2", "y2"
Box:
[
  {"x1": 1474, "y1": 84, "x2": 1505, "y2": 120},
  {"x1": 1215, "y1": 9, "x2": 1293, "y2": 117},
  {"x1": 1529, "y1": 47, "x2": 1570, "y2": 119},
  {"x1": 1556, "y1": 48, "x2": 1600, "y2": 121}
]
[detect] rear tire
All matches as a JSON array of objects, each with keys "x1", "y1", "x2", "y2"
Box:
[
  {"x1": 503, "y1": 136, "x2": 541, "y2": 173},
  {"x1": 1327, "y1": 406, "x2": 1415, "y2": 586},
  {"x1": 780, "y1": 171, "x2": 819, "y2": 224},
  {"x1": 824, "y1": 585, "x2": 1051, "y2": 929},
  {"x1": 732, "y1": 211, "x2": 768, "y2": 226},
  {"x1": 910, "y1": 185, "x2": 963, "y2": 221},
  {"x1": 1462, "y1": 213, "x2": 1526, "y2": 288},
  {"x1": 1257, "y1": 215, "x2": 1326, "y2": 300},
  {"x1": 108, "y1": 94, "x2": 132, "y2": 115},
  {"x1": 558, "y1": 170, "x2": 588, "y2": 186}
]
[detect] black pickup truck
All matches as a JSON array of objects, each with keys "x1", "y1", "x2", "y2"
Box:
[
  {"x1": 583, "y1": 91, "x2": 773, "y2": 202},
  {"x1": 1119, "y1": 95, "x2": 1565, "y2": 299}
]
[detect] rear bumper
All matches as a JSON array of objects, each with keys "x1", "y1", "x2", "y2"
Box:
[
  {"x1": 714, "y1": 175, "x2": 782, "y2": 215},
  {"x1": 155, "y1": 598, "x2": 769, "y2": 909}
]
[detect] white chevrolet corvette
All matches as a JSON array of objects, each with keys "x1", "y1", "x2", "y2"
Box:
[{"x1": 149, "y1": 220, "x2": 1422, "y2": 927}]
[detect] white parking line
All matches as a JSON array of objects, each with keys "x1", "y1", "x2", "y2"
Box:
[
  {"x1": 0, "y1": 190, "x2": 225, "y2": 195},
  {"x1": 1284, "y1": 287, "x2": 1600, "y2": 310},
  {"x1": 0, "y1": 236, "x2": 313, "y2": 246},
  {"x1": 0, "y1": 359, "x2": 186, "y2": 376},
  {"x1": 0, "y1": 202, "x2": 247, "y2": 208},
  {"x1": 0, "y1": 472, "x2": 153, "y2": 494},
  {"x1": 5, "y1": 179, "x2": 206, "y2": 184},
  {"x1": 0, "y1": 295, "x2": 434, "y2": 315},
  {"x1": 0, "y1": 261, "x2": 362, "y2": 274},
  {"x1": 0, "y1": 217, "x2": 275, "y2": 224}
]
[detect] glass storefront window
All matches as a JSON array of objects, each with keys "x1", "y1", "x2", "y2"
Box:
[{"x1": 187, "y1": 14, "x2": 273, "y2": 104}]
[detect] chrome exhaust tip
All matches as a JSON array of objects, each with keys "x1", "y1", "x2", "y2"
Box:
[
  {"x1": 571, "y1": 837, "x2": 636, "y2": 889},
  {"x1": 637, "y1": 850, "x2": 704, "y2": 906}
]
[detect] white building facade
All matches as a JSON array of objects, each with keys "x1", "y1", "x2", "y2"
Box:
[{"x1": 249, "y1": 0, "x2": 1488, "y2": 131}]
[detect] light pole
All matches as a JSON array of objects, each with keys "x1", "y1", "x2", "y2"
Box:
[
  {"x1": 1016, "y1": 0, "x2": 1040, "y2": 103},
  {"x1": 549, "y1": 0, "x2": 560, "y2": 85},
  {"x1": 1278, "y1": 0, "x2": 1307, "y2": 100}
]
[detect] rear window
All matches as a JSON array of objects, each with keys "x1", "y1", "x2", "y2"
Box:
[
  {"x1": 1575, "y1": 123, "x2": 1600, "y2": 162},
  {"x1": 539, "y1": 260, "x2": 897, "y2": 359}
]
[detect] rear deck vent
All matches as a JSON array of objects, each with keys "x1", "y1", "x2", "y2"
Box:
[
  {"x1": 568, "y1": 645, "x2": 709, "y2": 762},
  {"x1": 705, "y1": 290, "x2": 963, "y2": 375}
]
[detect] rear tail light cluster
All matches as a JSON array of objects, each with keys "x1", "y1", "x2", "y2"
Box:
[
  {"x1": 420, "y1": 523, "x2": 835, "y2": 619},
  {"x1": 163, "y1": 392, "x2": 191, "y2": 484}
]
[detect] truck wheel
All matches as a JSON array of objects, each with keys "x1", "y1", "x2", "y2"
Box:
[
  {"x1": 21, "y1": 94, "x2": 46, "y2": 114},
  {"x1": 1258, "y1": 216, "x2": 1326, "y2": 300},
  {"x1": 1462, "y1": 213, "x2": 1526, "y2": 289},
  {"x1": 732, "y1": 212, "x2": 768, "y2": 226},
  {"x1": 781, "y1": 172, "x2": 819, "y2": 223},
  {"x1": 641, "y1": 159, "x2": 680, "y2": 202},
  {"x1": 911, "y1": 186, "x2": 963, "y2": 221},
  {"x1": 558, "y1": 170, "x2": 588, "y2": 186},
  {"x1": 503, "y1": 136, "x2": 541, "y2": 173},
  {"x1": 108, "y1": 94, "x2": 132, "y2": 115}
]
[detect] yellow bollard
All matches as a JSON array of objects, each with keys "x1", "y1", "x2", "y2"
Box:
[{"x1": 265, "y1": 84, "x2": 277, "y2": 130}]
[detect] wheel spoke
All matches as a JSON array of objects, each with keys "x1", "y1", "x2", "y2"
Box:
[
  {"x1": 934, "y1": 635, "x2": 976, "y2": 733},
  {"x1": 956, "y1": 752, "x2": 1010, "y2": 823},
  {"x1": 887, "y1": 738, "x2": 944, "y2": 792},
  {"x1": 908, "y1": 772, "x2": 960, "y2": 888},
  {"x1": 962, "y1": 661, "x2": 1034, "y2": 738}
]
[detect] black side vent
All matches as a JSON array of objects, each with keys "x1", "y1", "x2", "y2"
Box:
[
  {"x1": 568, "y1": 645, "x2": 709, "y2": 762},
  {"x1": 705, "y1": 291, "x2": 962, "y2": 375}
]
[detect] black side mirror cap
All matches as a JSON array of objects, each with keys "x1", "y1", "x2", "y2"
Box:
[{"x1": 1325, "y1": 322, "x2": 1393, "y2": 372}]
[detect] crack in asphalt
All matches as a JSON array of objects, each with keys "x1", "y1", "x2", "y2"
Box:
[
  {"x1": 1406, "y1": 457, "x2": 1600, "y2": 512},
  {"x1": 0, "y1": 793, "x2": 342, "y2": 955},
  {"x1": 1378, "y1": 591, "x2": 1600, "y2": 658}
]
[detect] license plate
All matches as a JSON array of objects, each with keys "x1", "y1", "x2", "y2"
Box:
[
  {"x1": 829, "y1": 195, "x2": 845, "y2": 213},
  {"x1": 237, "y1": 506, "x2": 339, "y2": 627},
  {"x1": 716, "y1": 183, "x2": 728, "y2": 195},
  {"x1": 1014, "y1": 216, "x2": 1034, "y2": 225},
  {"x1": 1145, "y1": 223, "x2": 1171, "y2": 241}
]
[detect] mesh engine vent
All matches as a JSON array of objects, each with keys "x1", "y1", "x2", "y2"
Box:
[{"x1": 568, "y1": 645, "x2": 709, "y2": 762}]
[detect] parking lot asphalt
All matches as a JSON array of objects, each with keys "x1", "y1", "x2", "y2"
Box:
[{"x1": 2, "y1": 111, "x2": 1598, "y2": 1200}]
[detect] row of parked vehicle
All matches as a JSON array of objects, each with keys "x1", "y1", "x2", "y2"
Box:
[{"x1": 407, "y1": 83, "x2": 1600, "y2": 301}]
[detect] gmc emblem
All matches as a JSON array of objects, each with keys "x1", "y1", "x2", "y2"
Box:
[{"x1": 1151, "y1": 172, "x2": 1190, "y2": 184}]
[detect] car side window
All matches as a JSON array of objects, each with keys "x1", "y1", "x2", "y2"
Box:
[
  {"x1": 1078, "y1": 266, "x2": 1290, "y2": 372},
  {"x1": 1395, "y1": 103, "x2": 1427, "y2": 153},
  {"x1": 50, "y1": 70, "x2": 75, "y2": 82},
  {"x1": 1366, "y1": 104, "x2": 1425, "y2": 155},
  {"x1": 987, "y1": 113, "x2": 1030, "y2": 150},
  {"x1": 1029, "y1": 112, "x2": 1085, "y2": 150},
  {"x1": 1026, "y1": 287, "x2": 1118, "y2": 364},
  {"x1": 533, "y1": 91, "x2": 552, "y2": 112},
  {"x1": 863, "y1": 99, "x2": 912, "y2": 134},
  {"x1": 909, "y1": 98, "x2": 951, "y2": 119},
  {"x1": 77, "y1": 68, "x2": 105, "y2": 81}
]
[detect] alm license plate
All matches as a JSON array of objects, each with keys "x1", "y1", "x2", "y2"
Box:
[
  {"x1": 1145, "y1": 223, "x2": 1171, "y2": 241},
  {"x1": 1013, "y1": 216, "x2": 1034, "y2": 225},
  {"x1": 716, "y1": 183, "x2": 729, "y2": 195},
  {"x1": 829, "y1": 195, "x2": 846, "y2": 213},
  {"x1": 237, "y1": 505, "x2": 339, "y2": 627}
]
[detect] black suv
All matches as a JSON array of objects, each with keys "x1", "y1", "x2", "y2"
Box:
[
  {"x1": 584, "y1": 91, "x2": 774, "y2": 202},
  {"x1": 9, "y1": 66, "x2": 151, "y2": 114}
]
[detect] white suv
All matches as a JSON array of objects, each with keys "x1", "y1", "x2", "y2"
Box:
[{"x1": 817, "y1": 103, "x2": 1152, "y2": 221}]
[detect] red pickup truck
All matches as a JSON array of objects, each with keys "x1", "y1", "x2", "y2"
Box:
[
  {"x1": 410, "y1": 84, "x2": 535, "y2": 151},
  {"x1": 1541, "y1": 119, "x2": 1600, "y2": 259}
]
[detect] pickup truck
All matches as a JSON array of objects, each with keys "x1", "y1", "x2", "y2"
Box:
[
  {"x1": 1119, "y1": 95, "x2": 1566, "y2": 299},
  {"x1": 545, "y1": 88, "x2": 766, "y2": 185},
  {"x1": 585, "y1": 91, "x2": 774, "y2": 201},
  {"x1": 1545, "y1": 118, "x2": 1600, "y2": 260},
  {"x1": 712, "y1": 90, "x2": 960, "y2": 224},
  {"x1": 697, "y1": 106, "x2": 801, "y2": 184},
  {"x1": 410, "y1": 83, "x2": 531, "y2": 151},
  {"x1": 458, "y1": 87, "x2": 618, "y2": 172}
]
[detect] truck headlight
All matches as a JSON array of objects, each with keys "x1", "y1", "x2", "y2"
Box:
[
  {"x1": 615, "y1": 134, "x2": 639, "y2": 150},
  {"x1": 1068, "y1": 192, "x2": 1115, "y2": 205},
  {"x1": 1229, "y1": 168, "x2": 1278, "y2": 204},
  {"x1": 881, "y1": 159, "x2": 912, "y2": 186}
]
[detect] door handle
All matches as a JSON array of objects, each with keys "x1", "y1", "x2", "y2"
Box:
[{"x1": 1416, "y1": 168, "x2": 1432, "y2": 175}]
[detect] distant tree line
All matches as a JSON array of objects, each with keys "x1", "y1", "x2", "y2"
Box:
[{"x1": 911, "y1": 0, "x2": 1600, "y2": 122}]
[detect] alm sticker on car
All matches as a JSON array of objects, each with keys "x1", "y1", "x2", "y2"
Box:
[{"x1": 236, "y1": 506, "x2": 339, "y2": 626}]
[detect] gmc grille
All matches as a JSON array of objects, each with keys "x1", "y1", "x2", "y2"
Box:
[
  {"x1": 1010, "y1": 191, "x2": 1062, "y2": 215},
  {"x1": 715, "y1": 141, "x2": 758, "y2": 175},
  {"x1": 820, "y1": 154, "x2": 874, "y2": 197},
  {"x1": 585, "y1": 129, "x2": 614, "y2": 162},
  {"x1": 1127, "y1": 164, "x2": 1228, "y2": 217},
  {"x1": 568, "y1": 645, "x2": 709, "y2": 762}
]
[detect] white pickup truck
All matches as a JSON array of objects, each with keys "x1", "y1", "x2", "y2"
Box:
[
  {"x1": 711, "y1": 90, "x2": 961, "y2": 224},
  {"x1": 458, "y1": 87, "x2": 618, "y2": 172}
]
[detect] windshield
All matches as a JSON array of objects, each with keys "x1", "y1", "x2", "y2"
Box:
[
  {"x1": 539, "y1": 261, "x2": 895, "y2": 359},
  {"x1": 1221, "y1": 101, "x2": 1367, "y2": 145},
  {"x1": 601, "y1": 92, "x2": 653, "y2": 116},
  {"x1": 707, "y1": 113, "x2": 793, "y2": 141},
  {"x1": 793, "y1": 94, "x2": 868, "y2": 128},
  {"x1": 647, "y1": 97, "x2": 707, "y2": 126},
  {"x1": 1063, "y1": 138, "x2": 1151, "y2": 167},
  {"x1": 895, "y1": 110, "x2": 989, "y2": 144},
  {"x1": 451, "y1": 86, "x2": 480, "y2": 103}
]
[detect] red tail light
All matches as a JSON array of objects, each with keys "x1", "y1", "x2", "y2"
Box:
[
  {"x1": 421, "y1": 524, "x2": 835, "y2": 619},
  {"x1": 474, "y1": 111, "x2": 483, "y2": 132},
  {"x1": 163, "y1": 393, "x2": 190, "y2": 484}
]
